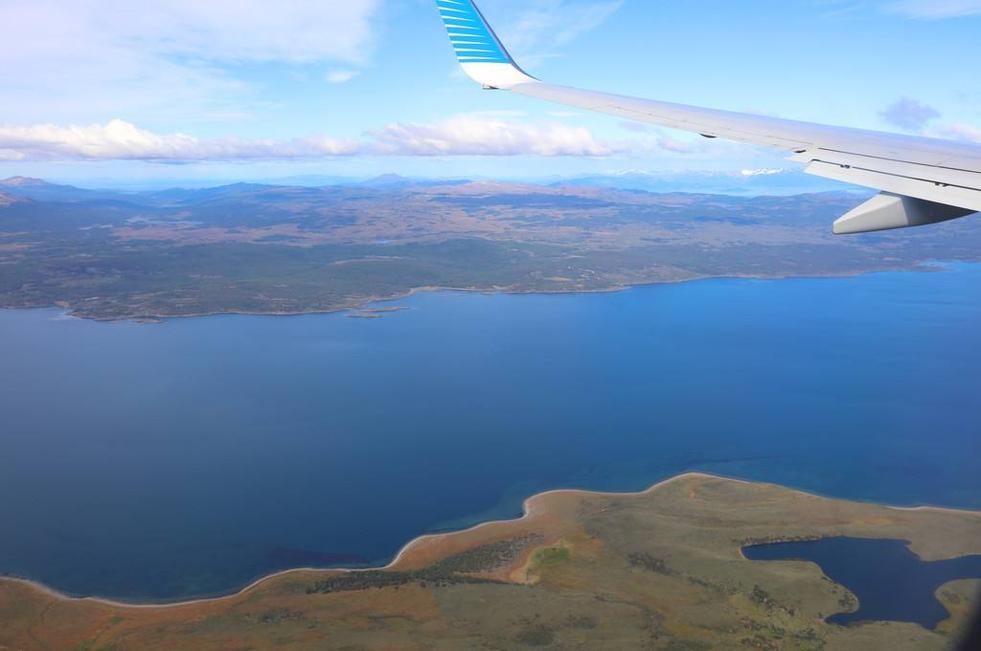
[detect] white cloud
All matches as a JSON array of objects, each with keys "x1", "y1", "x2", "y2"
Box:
[
  {"x1": 741, "y1": 168, "x2": 786, "y2": 176},
  {"x1": 369, "y1": 115, "x2": 624, "y2": 157},
  {"x1": 507, "y1": 0, "x2": 623, "y2": 47},
  {"x1": 618, "y1": 121, "x2": 651, "y2": 133},
  {"x1": 0, "y1": 0, "x2": 381, "y2": 65},
  {"x1": 0, "y1": 0, "x2": 380, "y2": 123},
  {"x1": 488, "y1": 0, "x2": 623, "y2": 65},
  {"x1": 935, "y1": 123, "x2": 981, "y2": 142},
  {"x1": 0, "y1": 116, "x2": 634, "y2": 161},
  {"x1": 879, "y1": 97, "x2": 941, "y2": 132},
  {"x1": 0, "y1": 120, "x2": 359, "y2": 162},
  {"x1": 0, "y1": 111, "x2": 738, "y2": 162},
  {"x1": 326, "y1": 70, "x2": 361, "y2": 85},
  {"x1": 656, "y1": 135, "x2": 704, "y2": 154},
  {"x1": 886, "y1": 0, "x2": 981, "y2": 18}
]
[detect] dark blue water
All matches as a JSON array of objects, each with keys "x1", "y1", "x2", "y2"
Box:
[
  {"x1": 1, "y1": 264, "x2": 980, "y2": 601},
  {"x1": 743, "y1": 537, "x2": 981, "y2": 629}
]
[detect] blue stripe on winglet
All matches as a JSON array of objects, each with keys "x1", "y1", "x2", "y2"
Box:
[{"x1": 436, "y1": 0, "x2": 513, "y2": 65}]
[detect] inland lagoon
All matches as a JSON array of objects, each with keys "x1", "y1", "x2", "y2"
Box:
[{"x1": 744, "y1": 537, "x2": 981, "y2": 629}]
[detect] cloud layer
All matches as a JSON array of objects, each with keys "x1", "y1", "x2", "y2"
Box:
[
  {"x1": 370, "y1": 115, "x2": 621, "y2": 157},
  {"x1": 0, "y1": 0, "x2": 381, "y2": 123},
  {"x1": 0, "y1": 116, "x2": 643, "y2": 162},
  {"x1": 0, "y1": 120, "x2": 360, "y2": 162},
  {"x1": 0, "y1": 0, "x2": 381, "y2": 64},
  {"x1": 487, "y1": 0, "x2": 623, "y2": 66},
  {"x1": 504, "y1": 0, "x2": 624, "y2": 49},
  {"x1": 0, "y1": 106, "x2": 973, "y2": 164}
]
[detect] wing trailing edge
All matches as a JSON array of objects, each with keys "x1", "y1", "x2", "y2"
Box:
[{"x1": 434, "y1": 0, "x2": 981, "y2": 233}]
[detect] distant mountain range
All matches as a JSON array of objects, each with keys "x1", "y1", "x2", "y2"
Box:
[
  {"x1": 1, "y1": 168, "x2": 855, "y2": 200},
  {"x1": 0, "y1": 176, "x2": 129, "y2": 202},
  {"x1": 554, "y1": 169, "x2": 858, "y2": 196}
]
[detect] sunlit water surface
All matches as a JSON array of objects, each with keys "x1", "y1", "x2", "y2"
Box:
[{"x1": 1, "y1": 264, "x2": 979, "y2": 600}]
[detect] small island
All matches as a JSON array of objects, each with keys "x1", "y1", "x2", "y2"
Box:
[{"x1": 2, "y1": 473, "x2": 979, "y2": 650}]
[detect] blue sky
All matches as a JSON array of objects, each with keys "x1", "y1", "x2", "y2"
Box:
[{"x1": 0, "y1": 0, "x2": 979, "y2": 185}]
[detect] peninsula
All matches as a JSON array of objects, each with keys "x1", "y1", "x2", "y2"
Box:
[{"x1": 2, "y1": 474, "x2": 979, "y2": 650}]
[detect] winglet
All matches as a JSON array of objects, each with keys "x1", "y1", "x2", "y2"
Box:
[{"x1": 435, "y1": 0, "x2": 536, "y2": 89}]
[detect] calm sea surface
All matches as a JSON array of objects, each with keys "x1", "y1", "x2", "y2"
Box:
[{"x1": 1, "y1": 265, "x2": 979, "y2": 601}]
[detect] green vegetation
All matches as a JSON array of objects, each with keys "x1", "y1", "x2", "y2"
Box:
[
  {"x1": 304, "y1": 568, "x2": 500, "y2": 594},
  {"x1": 566, "y1": 614, "x2": 596, "y2": 629},
  {"x1": 531, "y1": 546, "x2": 570, "y2": 570},
  {"x1": 628, "y1": 551, "x2": 671, "y2": 574},
  {"x1": 431, "y1": 534, "x2": 544, "y2": 574},
  {"x1": 305, "y1": 536, "x2": 544, "y2": 594},
  {"x1": 751, "y1": 584, "x2": 778, "y2": 610},
  {"x1": 663, "y1": 640, "x2": 712, "y2": 651},
  {"x1": 515, "y1": 622, "x2": 556, "y2": 646}
]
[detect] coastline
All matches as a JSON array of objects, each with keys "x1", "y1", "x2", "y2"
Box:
[
  {"x1": 3, "y1": 259, "x2": 956, "y2": 324},
  {"x1": 4, "y1": 470, "x2": 979, "y2": 610}
]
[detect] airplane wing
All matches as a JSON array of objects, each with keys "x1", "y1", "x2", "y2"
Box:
[{"x1": 435, "y1": 0, "x2": 981, "y2": 234}]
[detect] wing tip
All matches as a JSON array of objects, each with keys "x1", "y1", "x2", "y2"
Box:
[{"x1": 435, "y1": 0, "x2": 536, "y2": 89}]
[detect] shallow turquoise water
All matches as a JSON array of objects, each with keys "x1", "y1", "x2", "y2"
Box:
[{"x1": 1, "y1": 265, "x2": 979, "y2": 600}]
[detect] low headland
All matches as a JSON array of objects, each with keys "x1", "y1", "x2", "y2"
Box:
[{"x1": 2, "y1": 473, "x2": 979, "y2": 650}]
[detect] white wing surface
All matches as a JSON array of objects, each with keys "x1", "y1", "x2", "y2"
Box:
[{"x1": 435, "y1": 0, "x2": 981, "y2": 234}]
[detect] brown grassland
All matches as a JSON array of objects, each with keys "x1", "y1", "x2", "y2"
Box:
[{"x1": 1, "y1": 473, "x2": 979, "y2": 650}]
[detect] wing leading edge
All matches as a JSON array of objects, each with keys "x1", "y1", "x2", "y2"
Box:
[{"x1": 434, "y1": 0, "x2": 981, "y2": 234}]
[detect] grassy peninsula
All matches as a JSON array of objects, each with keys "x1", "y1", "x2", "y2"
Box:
[{"x1": 2, "y1": 474, "x2": 979, "y2": 650}]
